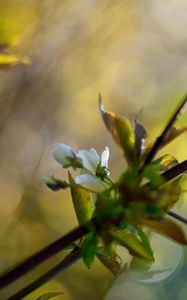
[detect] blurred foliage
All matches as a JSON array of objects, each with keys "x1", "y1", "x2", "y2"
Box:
[
  {"x1": 36, "y1": 292, "x2": 63, "y2": 300},
  {"x1": 1, "y1": 0, "x2": 187, "y2": 300}
]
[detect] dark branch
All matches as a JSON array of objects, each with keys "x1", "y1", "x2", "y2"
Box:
[
  {"x1": 162, "y1": 160, "x2": 187, "y2": 182},
  {"x1": 1, "y1": 160, "x2": 187, "y2": 292},
  {"x1": 168, "y1": 210, "x2": 187, "y2": 225},
  {"x1": 141, "y1": 95, "x2": 187, "y2": 171},
  {"x1": 7, "y1": 248, "x2": 81, "y2": 300},
  {"x1": 0, "y1": 224, "x2": 88, "y2": 289}
]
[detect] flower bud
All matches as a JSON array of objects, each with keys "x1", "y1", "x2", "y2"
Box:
[{"x1": 53, "y1": 143, "x2": 82, "y2": 168}]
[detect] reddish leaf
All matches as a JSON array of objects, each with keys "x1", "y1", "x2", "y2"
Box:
[
  {"x1": 134, "y1": 119, "x2": 147, "y2": 158},
  {"x1": 143, "y1": 217, "x2": 187, "y2": 245},
  {"x1": 99, "y1": 95, "x2": 135, "y2": 165},
  {"x1": 97, "y1": 249, "x2": 122, "y2": 276}
]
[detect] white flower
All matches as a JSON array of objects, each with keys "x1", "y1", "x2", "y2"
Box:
[
  {"x1": 75, "y1": 147, "x2": 110, "y2": 185},
  {"x1": 52, "y1": 143, "x2": 80, "y2": 168},
  {"x1": 101, "y1": 147, "x2": 110, "y2": 170},
  {"x1": 52, "y1": 143, "x2": 110, "y2": 186}
]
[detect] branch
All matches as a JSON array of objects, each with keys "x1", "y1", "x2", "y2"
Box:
[
  {"x1": 162, "y1": 160, "x2": 187, "y2": 182},
  {"x1": 141, "y1": 95, "x2": 187, "y2": 171},
  {"x1": 167, "y1": 210, "x2": 187, "y2": 225},
  {"x1": 1, "y1": 155, "x2": 187, "y2": 293},
  {"x1": 7, "y1": 248, "x2": 81, "y2": 300},
  {"x1": 5, "y1": 210, "x2": 187, "y2": 300},
  {"x1": 0, "y1": 224, "x2": 88, "y2": 289}
]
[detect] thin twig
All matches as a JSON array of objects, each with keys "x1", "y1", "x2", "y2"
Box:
[
  {"x1": 167, "y1": 210, "x2": 187, "y2": 225},
  {"x1": 141, "y1": 95, "x2": 187, "y2": 171},
  {"x1": 143, "y1": 160, "x2": 187, "y2": 189},
  {"x1": 6, "y1": 248, "x2": 81, "y2": 300},
  {"x1": 0, "y1": 225, "x2": 88, "y2": 289}
]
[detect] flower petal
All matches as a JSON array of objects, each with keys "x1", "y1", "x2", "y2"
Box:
[
  {"x1": 101, "y1": 147, "x2": 109, "y2": 168},
  {"x1": 52, "y1": 143, "x2": 74, "y2": 166},
  {"x1": 75, "y1": 174, "x2": 97, "y2": 185},
  {"x1": 77, "y1": 148, "x2": 99, "y2": 173}
]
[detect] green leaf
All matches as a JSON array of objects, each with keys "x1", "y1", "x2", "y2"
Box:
[
  {"x1": 145, "y1": 204, "x2": 163, "y2": 218},
  {"x1": 151, "y1": 154, "x2": 178, "y2": 171},
  {"x1": 136, "y1": 227, "x2": 153, "y2": 253},
  {"x1": 0, "y1": 53, "x2": 30, "y2": 68},
  {"x1": 134, "y1": 119, "x2": 147, "y2": 159},
  {"x1": 129, "y1": 256, "x2": 153, "y2": 272},
  {"x1": 43, "y1": 176, "x2": 69, "y2": 191},
  {"x1": 81, "y1": 233, "x2": 98, "y2": 268},
  {"x1": 143, "y1": 217, "x2": 187, "y2": 245},
  {"x1": 95, "y1": 193, "x2": 123, "y2": 225},
  {"x1": 97, "y1": 248, "x2": 122, "y2": 276},
  {"x1": 36, "y1": 292, "x2": 63, "y2": 300},
  {"x1": 157, "y1": 178, "x2": 181, "y2": 211},
  {"x1": 110, "y1": 230, "x2": 154, "y2": 261},
  {"x1": 68, "y1": 172, "x2": 94, "y2": 225},
  {"x1": 119, "y1": 169, "x2": 139, "y2": 189},
  {"x1": 99, "y1": 95, "x2": 135, "y2": 165},
  {"x1": 142, "y1": 165, "x2": 164, "y2": 187}
]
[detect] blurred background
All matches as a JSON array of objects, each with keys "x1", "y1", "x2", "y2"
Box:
[{"x1": 1, "y1": 0, "x2": 187, "y2": 299}]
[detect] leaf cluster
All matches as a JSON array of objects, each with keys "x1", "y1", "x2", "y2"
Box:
[{"x1": 46, "y1": 95, "x2": 187, "y2": 275}]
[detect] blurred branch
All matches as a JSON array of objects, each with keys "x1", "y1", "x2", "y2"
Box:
[
  {"x1": 0, "y1": 224, "x2": 88, "y2": 289},
  {"x1": 140, "y1": 95, "x2": 187, "y2": 171},
  {"x1": 167, "y1": 210, "x2": 187, "y2": 225},
  {"x1": 0, "y1": 206, "x2": 187, "y2": 296},
  {"x1": 7, "y1": 248, "x2": 81, "y2": 300}
]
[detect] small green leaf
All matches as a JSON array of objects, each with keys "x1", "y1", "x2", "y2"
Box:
[
  {"x1": 145, "y1": 204, "x2": 163, "y2": 217},
  {"x1": 95, "y1": 193, "x2": 123, "y2": 225},
  {"x1": 36, "y1": 292, "x2": 63, "y2": 300},
  {"x1": 143, "y1": 217, "x2": 187, "y2": 245},
  {"x1": 97, "y1": 248, "x2": 122, "y2": 276},
  {"x1": 0, "y1": 53, "x2": 30, "y2": 68},
  {"x1": 99, "y1": 95, "x2": 135, "y2": 165},
  {"x1": 136, "y1": 227, "x2": 153, "y2": 256},
  {"x1": 151, "y1": 154, "x2": 178, "y2": 171},
  {"x1": 68, "y1": 172, "x2": 94, "y2": 224},
  {"x1": 119, "y1": 169, "x2": 139, "y2": 189},
  {"x1": 81, "y1": 233, "x2": 98, "y2": 268},
  {"x1": 143, "y1": 165, "x2": 164, "y2": 187},
  {"x1": 43, "y1": 176, "x2": 69, "y2": 191},
  {"x1": 134, "y1": 119, "x2": 147, "y2": 159},
  {"x1": 110, "y1": 230, "x2": 154, "y2": 261}
]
